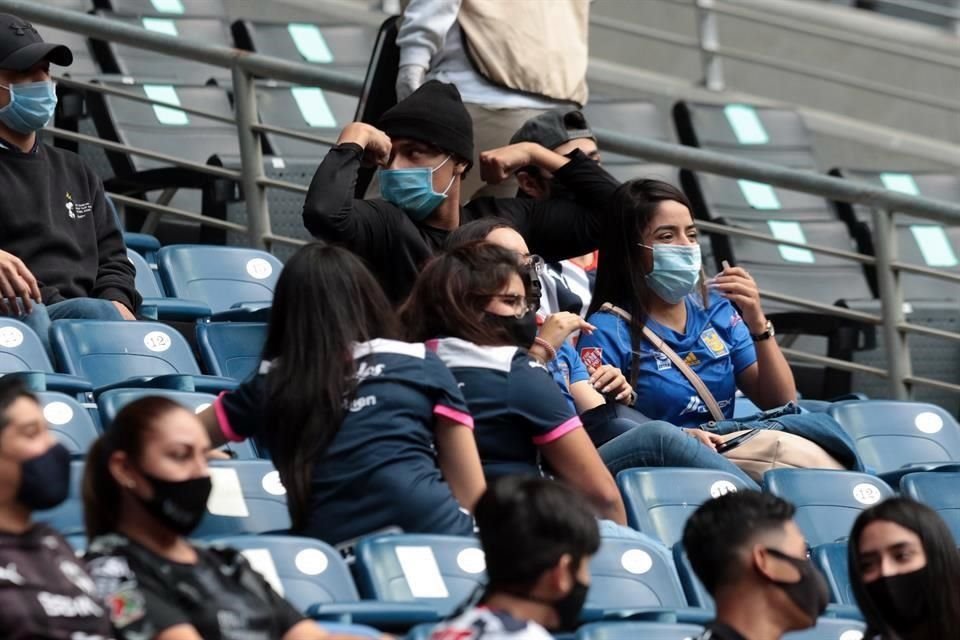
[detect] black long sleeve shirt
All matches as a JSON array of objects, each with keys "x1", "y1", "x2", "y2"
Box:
[
  {"x1": 302, "y1": 143, "x2": 619, "y2": 304},
  {"x1": 0, "y1": 142, "x2": 139, "y2": 312}
]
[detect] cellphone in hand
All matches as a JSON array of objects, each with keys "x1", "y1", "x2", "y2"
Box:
[{"x1": 716, "y1": 428, "x2": 761, "y2": 454}]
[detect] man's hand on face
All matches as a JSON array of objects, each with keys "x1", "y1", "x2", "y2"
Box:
[
  {"x1": 0, "y1": 250, "x2": 41, "y2": 316},
  {"x1": 337, "y1": 122, "x2": 392, "y2": 168}
]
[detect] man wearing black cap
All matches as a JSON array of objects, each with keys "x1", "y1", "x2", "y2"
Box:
[
  {"x1": 302, "y1": 80, "x2": 617, "y2": 305},
  {"x1": 0, "y1": 14, "x2": 138, "y2": 345}
]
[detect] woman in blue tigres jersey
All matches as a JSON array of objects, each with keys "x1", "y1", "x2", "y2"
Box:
[
  {"x1": 199, "y1": 243, "x2": 485, "y2": 546},
  {"x1": 578, "y1": 180, "x2": 796, "y2": 451}
]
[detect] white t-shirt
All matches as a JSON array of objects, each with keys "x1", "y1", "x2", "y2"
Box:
[{"x1": 430, "y1": 606, "x2": 554, "y2": 640}]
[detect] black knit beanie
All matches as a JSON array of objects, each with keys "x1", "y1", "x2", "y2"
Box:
[{"x1": 378, "y1": 80, "x2": 474, "y2": 165}]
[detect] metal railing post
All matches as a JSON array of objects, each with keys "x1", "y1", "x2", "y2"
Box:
[
  {"x1": 871, "y1": 208, "x2": 912, "y2": 400},
  {"x1": 231, "y1": 65, "x2": 271, "y2": 250},
  {"x1": 695, "y1": 0, "x2": 724, "y2": 91}
]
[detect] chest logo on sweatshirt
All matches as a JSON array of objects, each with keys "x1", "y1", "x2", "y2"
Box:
[{"x1": 64, "y1": 192, "x2": 92, "y2": 220}]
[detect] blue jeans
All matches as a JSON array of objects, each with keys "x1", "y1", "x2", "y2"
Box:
[
  {"x1": 22, "y1": 300, "x2": 124, "y2": 356},
  {"x1": 597, "y1": 419, "x2": 760, "y2": 489}
]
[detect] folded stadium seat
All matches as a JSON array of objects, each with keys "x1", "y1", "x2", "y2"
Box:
[
  {"x1": 158, "y1": 245, "x2": 281, "y2": 318},
  {"x1": 129, "y1": 249, "x2": 213, "y2": 321},
  {"x1": 574, "y1": 621, "x2": 706, "y2": 640},
  {"x1": 34, "y1": 460, "x2": 87, "y2": 537},
  {"x1": 580, "y1": 99, "x2": 679, "y2": 185},
  {"x1": 44, "y1": 26, "x2": 101, "y2": 79},
  {"x1": 827, "y1": 401, "x2": 960, "y2": 484},
  {"x1": 93, "y1": 0, "x2": 227, "y2": 17},
  {"x1": 205, "y1": 535, "x2": 439, "y2": 628},
  {"x1": 354, "y1": 534, "x2": 486, "y2": 621},
  {"x1": 0, "y1": 318, "x2": 93, "y2": 396},
  {"x1": 900, "y1": 471, "x2": 960, "y2": 542},
  {"x1": 616, "y1": 469, "x2": 752, "y2": 547},
  {"x1": 812, "y1": 542, "x2": 856, "y2": 606},
  {"x1": 97, "y1": 388, "x2": 258, "y2": 459},
  {"x1": 830, "y1": 169, "x2": 960, "y2": 412},
  {"x1": 673, "y1": 101, "x2": 819, "y2": 169},
  {"x1": 50, "y1": 319, "x2": 238, "y2": 395},
  {"x1": 193, "y1": 459, "x2": 291, "y2": 537},
  {"x1": 255, "y1": 84, "x2": 358, "y2": 158},
  {"x1": 196, "y1": 322, "x2": 267, "y2": 381},
  {"x1": 92, "y1": 12, "x2": 233, "y2": 84},
  {"x1": 231, "y1": 20, "x2": 377, "y2": 79},
  {"x1": 38, "y1": 391, "x2": 101, "y2": 456},
  {"x1": 762, "y1": 470, "x2": 895, "y2": 547}
]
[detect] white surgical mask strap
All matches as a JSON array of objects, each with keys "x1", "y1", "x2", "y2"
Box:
[{"x1": 431, "y1": 154, "x2": 452, "y2": 173}]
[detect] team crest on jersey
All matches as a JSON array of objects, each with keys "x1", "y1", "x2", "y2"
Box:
[
  {"x1": 580, "y1": 347, "x2": 603, "y2": 369},
  {"x1": 683, "y1": 352, "x2": 700, "y2": 367},
  {"x1": 107, "y1": 588, "x2": 146, "y2": 627},
  {"x1": 700, "y1": 328, "x2": 729, "y2": 358}
]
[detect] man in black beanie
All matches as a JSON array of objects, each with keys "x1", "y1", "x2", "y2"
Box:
[{"x1": 302, "y1": 80, "x2": 618, "y2": 305}]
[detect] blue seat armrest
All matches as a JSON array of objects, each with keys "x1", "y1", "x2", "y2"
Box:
[
  {"x1": 140, "y1": 298, "x2": 213, "y2": 322},
  {"x1": 824, "y1": 604, "x2": 864, "y2": 621},
  {"x1": 589, "y1": 607, "x2": 713, "y2": 625},
  {"x1": 4, "y1": 371, "x2": 93, "y2": 395},
  {"x1": 312, "y1": 622, "x2": 383, "y2": 638},
  {"x1": 211, "y1": 302, "x2": 271, "y2": 322},
  {"x1": 192, "y1": 376, "x2": 239, "y2": 394},
  {"x1": 882, "y1": 463, "x2": 960, "y2": 487},
  {"x1": 93, "y1": 375, "x2": 198, "y2": 396},
  {"x1": 307, "y1": 602, "x2": 440, "y2": 627}
]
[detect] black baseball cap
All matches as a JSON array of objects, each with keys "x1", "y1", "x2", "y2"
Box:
[
  {"x1": 509, "y1": 109, "x2": 595, "y2": 151},
  {"x1": 0, "y1": 14, "x2": 72, "y2": 72}
]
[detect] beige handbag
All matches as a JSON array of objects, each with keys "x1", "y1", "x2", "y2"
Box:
[{"x1": 599, "y1": 304, "x2": 845, "y2": 482}]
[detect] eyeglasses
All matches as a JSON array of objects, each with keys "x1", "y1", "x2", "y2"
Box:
[{"x1": 488, "y1": 294, "x2": 539, "y2": 319}]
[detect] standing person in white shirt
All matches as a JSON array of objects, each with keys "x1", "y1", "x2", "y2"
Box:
[
  {"x1": 430, "y1": 476, "x2": 599, "y2": 640},
  {"x1": 395, "y1": 0, "x2": 590, "y2": 201}
]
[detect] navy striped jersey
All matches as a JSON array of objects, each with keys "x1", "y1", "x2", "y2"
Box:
[
  {"x1": 214, "y1": 338, "x2": 475, "y2": 544},
  {"x1": 427, "y1": 337, "x2": 583, "y2": 479}
]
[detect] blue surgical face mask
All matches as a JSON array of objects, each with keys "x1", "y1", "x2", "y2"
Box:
[
  {"x1": 380, "y1": 155, "x2": 455, "y2": 221},
  {"x1": 640, "y1": 243, "x2": 702, "y2": 304},
  {"x1": 0, "y1": 80, "x2": 58, "y2": 135}
]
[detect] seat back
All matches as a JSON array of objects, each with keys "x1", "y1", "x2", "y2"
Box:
[
  {"x1": 616, "y1": 468, "x2": 750, "y2": 547},
  {"x1": 232, "y1": 20, "x2": 376, "y2": 77},
  {"x1": 128, "y1": 249, "x2": 165, "y2": 298},
  {"x1": 39, "y1": 392, "x2": 101, "y2": 456},
  {"x1": 34, "y1": 461, "x2": 87, "y2": 536},
  {"x1": 196, "y1": 322, "x2": 268, "y2": 380},
  {"x1": 354, "y1": 534, "x2": 486, "y2": 618},
  {"x1": 97, "y1": 0, "x2": 228, "y2": 16},
  {"x1": 575, "y1": 621, "x2": 705, "y2": 640},
  {"x1": 812, "y1": 542, "x2": 855, "y2": 605},
  {"x1": 827, "y1": 401, "x2": 960, "y2": 473},
  {"x1": 672, "y1": 544, "x2": 713, "y2": 609},
  {"x1": 762, "y1": 470, "x2": 894, "y2": 547},
  {"x1": 586, "y1": 534, "x2": 688, "y2": 613},
  {"x1": 51, "y1": 320, "x2": 202, "y2": 388},
  {"x1": 0, "y1": 318, "x2": 55, "y2": 374},
  {"x1": 158, "y1": 245, "x2": 282, "y2": 314},
  {"x1": 205, "y1": 534, "x2": 360, "y2": 612},
  {"x1": 96, "y1": 388, "x2": 259, "y2": 460},
  {"x1": 900, "y1": 472, "x2": 960, "y2": 543},
  {"x1": 195, "y1": 460, "x2": 290, "y2": 537},
  {"x1": 254, "y1": 85, "x2": 357, "y2": 158}
]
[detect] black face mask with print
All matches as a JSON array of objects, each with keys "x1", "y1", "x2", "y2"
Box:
[{"x1": 484, "y1": 310, "x2": 539, "y2": 349}]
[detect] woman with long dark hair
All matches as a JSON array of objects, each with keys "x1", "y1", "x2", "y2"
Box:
[
  {"x1": 400, "y1": 242, "x2": 626, "y2": 524},
  {"x1": 201, "y1": 243, "x2": 484, "y2": 544},
  {"x1": 849, "y1": 497, "x2": 960, "y2": 640},
  {"x1": 578, "y1": 179, "x2": 795, "y2": 429},
  {"x1": 83, "y1": 397, "x2": 333, "y2": 640}
]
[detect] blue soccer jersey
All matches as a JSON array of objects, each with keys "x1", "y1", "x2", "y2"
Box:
[
  {"x1": 213, "y1": 338, "x2": 475, "y2": 545},
  {"x1": 577, "y1": 293, "x2": 757, "y2": 427},
  {"x1": 428, "y1": 337, "x2": 583, "y2": 479},
  {"x1": 547, "y1": 341, "x2": 591, "y2": 412}
]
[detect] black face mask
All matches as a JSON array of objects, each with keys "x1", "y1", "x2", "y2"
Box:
[
  {"x1": 553, "y1": 575, "x2": 589, "y2": 631},
  {"x1": 763, "y1": 548, "x2": 829, "y2": 623},
  {"x1": 484, "y1": 310, "x2": 539, "y2": 348},
  {"x1": 864, "y1": 567, "x2": 928, "y2": 634},
  {"x1": 16, "y1": 443, "x2": 71, "y2": 510},
  {"x1": 134, "y1": 472, "x2": 212, "y2": 536}
]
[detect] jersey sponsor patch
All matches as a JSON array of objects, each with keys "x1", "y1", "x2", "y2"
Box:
[
  {"x1": 106, "y1": 587, "x2": 146, "y2": 627},
  {"x1": 580, "y1": 347, "x2": 603, "y2": 370},
  {"x1": 729, "y1": 312, "x2": 743, "y2": 328},
  {"x1": 653, "y1": 351, "x2": 672, "y2": 371},
  {"x1": 700, "y1": 328, "x2": 730, "y2": 358}
]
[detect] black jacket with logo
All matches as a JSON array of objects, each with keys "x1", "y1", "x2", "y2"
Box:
[{"x1": 0, "y1": 142, "x2": 140, "y2": 311}]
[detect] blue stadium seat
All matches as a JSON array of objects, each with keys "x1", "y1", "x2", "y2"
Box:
[
  {"x1": 97, "y1": 388, "x2": 258, "y2": 460},
  {"x1": 38, "y1": 392, "x2": 101, "y2": 456},
  {"x1": 35, "y1": 460, "x2": 86, "y2": 537},
  {"x1": 812, "y1": 542, "x2": 855, "y2": 605},
  {"x1": 0, "y1": 318, "x2": 92, "y2": 396},
  {"x1": 827, "y1": 401, "x2": 960, "y2": 483},
  {"x1": 194, "y1": 460, "x2": 291, "y2": 538},
  {"x1": 585, "y1": 534, "x2": 702, "y2": 623},
  {"x1": 354, "y1": 534, "x2": 486, "y2": 620},
  {"x1": 671, "y1": 545, "x2": 713, "y2": 610},
  {"x1": 617, "y1": 469, "x2": 751, "y2": 546},
  {"x1": 900, "y1": 471, "x2": 960, "y2": 543},
  {"x1": 128, "y1": 249, "x2": 212, "y2": 321},
  {"x1": 196, "y1": 322, "x2": 268, "y2": 381},
  {"x1": 783, "y1": 618, "x2": 865, "y2": 639},
  {"x1": 206, "y1": 534, "x2": 437, "y2": 627},
  {"x1": 50, "y1": 319, "x2": 237, "y2": 395},
  {"x1": 123, "y1": 231, "x2": 161, "y2": 266},
  {"x1": 762, "y1": 470, "x2": 895, "y2": 547},
  {"x1": 575, "y1": 621, "x2": 705, "y2": 640},
  {"x1": 158, "y1": 245, "x2": 281, "y2": 316}
]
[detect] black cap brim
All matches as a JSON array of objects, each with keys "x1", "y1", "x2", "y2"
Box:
[{"x1": 0, "y1": 41, "x2": 72, "y2": 71}]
